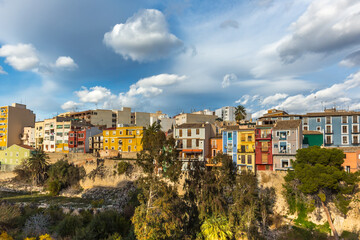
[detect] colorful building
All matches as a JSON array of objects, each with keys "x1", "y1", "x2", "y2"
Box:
[
  {"x1": 272, "y1": 120, "x2": 302, "y2": 171},
  {"x1": 206, "y1": 135, "x2": 223, "y2": 166},
  {"x1": 222, "y1": 126, "x2": 239, "y2": 164},
  {"x1": 103, "y1": 126, "x2": 145, "y2": 152},
  {"x1": 255, "y1": 124, "x2": 273, "y2": 171},
  {"x1": 174, "y1": 123, "x2": 216, "y2": 164},
  {"x1": 237, "y1": 125, "x2": 256, "y2": 173},
  {"x1": 0, "y1": 103, "x2": 35, "y2": 150},
  {"x1": 0, "y1": 144, "x2": 36, "y2": 171},
  {"x1": 68, "y1": 127, "x2": 102, "y2": 153},
  {"x1": 89, "y1": 133, "x2": 103, "y2": 154}
]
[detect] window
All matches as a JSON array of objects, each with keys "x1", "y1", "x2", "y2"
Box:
[
  {"x1": 128, "y1": 146, "x2": 131, "y2": 152},
  {"x1": 342, "y1": 135, "x2": 348, "y2": 144},
  {"x1": 70, "y1": 133, "x2": 74, "y2": 137},
  {"x1": 281, "y1": 160, "x2": 289, "y2": 168},
  {"x1": 106, "y1": 131, "x2": 109, "y2": 135},
  {"x1": 119, "y1": 131, "x2": 123, "y2": 135},
  {"x1": 213, "y1": 149, "x2": 216, "y2": 157},
  {"x1": 316, "y1": 126, "x2": 321, "y2": 131},
  {"x1": 317, "y1": 118, "x2": 321, "y2": 123},
  {"x1": 248, "y1": 135, "x2": 252, "y2": 141},
  {"x1": 261, "y1": 142, "x2": 268, "y2": 151},
  {"x1": 111, "y1": 139, "x2": 115, "y2": 143},
  {"x1": 261, "y1": 153, "x2": 268, "y2": 164},
  {"x1": 353, "y1": 116, "x2": 358, "y2": 123},
  {"x1": 353, "y1": 135, "x2": 359, "y2": 144},
  {"x1": 227, "y1": 132, "x2": 232, "y2": 140},
  {"x1": 303, "y1": 126, "x2": 308, "y2": 131},
  {"x1": 353, "y1": 125, "x2": 359, "y2": 133},
  {"x1": 129, "y1": 139, "x2": 132, "y2": 143},
  {"x1": 196, "y1": 139, "x2": 199, "y2": 147},
  {"x1": 105, "y1": 139, "x2": 108, "y2": 143},
  {"x1": 105, "y1": 146, "x2": 108, "y2": 150},
  {"x1": 326, "y1": 116, "x2": 331, "y2": 124},
  {"x1": 342, "y1": 116, "x2": 348, "y2": 123},
  {"x1": 111, "y1": 146, "x2": 115, "y2": 150},
  {"x1": 241, "y1": 155, "x2": 246, "y2": 164},
  {"x1": 342, "y1": 125, "x2": 348, "y2": 134},
  {"x1": 112, "y1": 131, "x2": 116, "y2": 135},
  {"x1": 326, "y1": 135, "x2": 332, "y2": 144},
  {"x1": 187, "y1": 139, "x2": 192, "y2": 148},
  {"x1": 345, "y1": 166, "x2": 350, "y2": 173},
  {"x1": 326, "y1": 125, "x2": 332, "y2": 133},
  {"x1": 179, "y1": 129, "x2": 182, "y2": 137},
  {"x1": 136, "y1": 130, "x2": 140, "y2": 135},
  {"x1": 196, "y1": 129, "x2": 200, "y2": 135},
  {"x1": 247, "y1": 155, "x2": 252, "y2": 164},
  {"x1": 187, "y1": 129, "x2": 192, "y2": 137}
]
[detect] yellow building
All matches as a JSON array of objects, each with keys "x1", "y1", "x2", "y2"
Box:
[
  {"x1": 237, "y1": 127, "x2": 256, "y2": 173},
  {"x1": 103, "y1": 126, "x2": 144, "y2": 152},
  {"x1": 0, "y1": 144, "x2": 36, "y2": 171},
  {"x1": 0, "y1": 103, "x2": 35, "y2": 150}
]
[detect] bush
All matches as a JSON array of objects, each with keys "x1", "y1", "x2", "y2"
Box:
[
  {"x1": 23, "y1": 214, "x2": 50, "y2": 237},
  {"x1": 47, "y1": 160, "x2": 85, "y2": 194},
  {"x1": 48, "y1": 180, "x2": 61, "y2": 196},
  {"x1": 116, "y1": 162, "x2": 132, "y2": 176},
  {"x1": 86, "y1": 210, "x2": 130, "y2": 239},
  {"x1": 56, "y1": 215, "x2": 83, "y2": 238},
  {"x1": 13, "y1": 162, "x2": 32, "y2": 183},
  {"x1": 0, "y1": 203, "x2": 21, "y2": 230},
  {"x1": 91, "y1": 199, "x2": 104, "y2": 208}
]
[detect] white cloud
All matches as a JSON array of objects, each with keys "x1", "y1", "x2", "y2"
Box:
[
  {"x1": 103, "y1": 9, "x2": 184, "y2": 62},
  {"x1": 276, "y1": 0, "x2": 360, "y2": 64},
  {"x1": 61, "y1": 101, "x2": 83, "y2": 111},
  {"x1": 67, "y1": 73, "x2": 186, "y2": 110},
  {"x1": 0, "y1": 43, "x2": 39, "y2": 71},
  {"x1": 0, "y1": 66, "x2": 6, "y2": 74},
  {"x1": 55, "y1": 56, "x2": 78, "y2": 69},
  {"x1": 235, "y1": 95, "x2": 251, "y2": 105},
  {"x1": 220, "y1": 20, "x2": 239, "y2": 29},
  {"x1": 76, "y1": 86, "x2": 113, "y2": 103},
  {"x1": 261, "y1": 93, "x2": 288, "y2": 105},
  {"x1": 222, "y1": 73, "x2": 237, "y2": 88},
  {"x1": 339, "y1": 50, "x2": 360, "y2": 67}
]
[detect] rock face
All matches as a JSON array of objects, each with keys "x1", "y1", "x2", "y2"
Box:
[
  {"x1": 258, "y1": 171, "x2": 360, "y2": 235},
  {"x1": 81, "y1": 181, "x2": 136, "y2": 212}
]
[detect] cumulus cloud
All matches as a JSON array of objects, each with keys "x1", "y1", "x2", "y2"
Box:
[
  {"x1": 276, "y1": 0, "x2": 360, "y2": 64},
  {"x1": 66, "y1": 73, "x2": 186, "y2": 110},
  {"x1": 61, "y1": 101, "x2": 83, "y2": 111},
  {"x1": 339, "y1": 50, "x2": 360, "y2": 67},
  {"x1": 261, "y1": 93, "x2": 288, "y2": 105},
  {"x1": 235, "y1": 95, "x2": 251, "y2": 105},
  {"x1": 103, "y1": 9, "x2": 184, "y2": 62},
  {"x1": 0, "y1": 43, "x2": 39, "y2": 71},
  {"x1": 220, "y1": 20, "x2": 239, "y2": 29},
  {"x1": 222, "y1": 73, "x2": 237, "y2": 88},
  {"x1": 55, "y1": 56, "x2": 78, "y2": 69}
]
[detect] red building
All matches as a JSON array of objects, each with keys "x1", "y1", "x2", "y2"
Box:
[
  {"x1": 68, "y1": 129, "x2": 86, "y2": 153},
  {"x1": 255, "y1": 125, "x2": 273, "y2": 171}
]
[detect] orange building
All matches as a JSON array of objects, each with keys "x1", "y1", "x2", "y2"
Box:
[
  {"x1": 206, "y1": 135, "x2": 222, "y2": 166},
  {"x1": 341, "y1": 147, "x2": 360, "y2": 173}
]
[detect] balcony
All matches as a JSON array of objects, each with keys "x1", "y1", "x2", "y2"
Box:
[
  {"x1": 238, "y1": 148, "x2": 255, "y2": 153},
  {"x1": 256, "y1": 133, "x2": 271, "y2": 139}
]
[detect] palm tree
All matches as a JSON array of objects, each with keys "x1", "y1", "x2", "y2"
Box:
[
  {"x1": 27, "y1": 151, "x2": 49, "y2": 186},
  {"x1": 235, "y1": 105, "x2": 246, "y2": 123}
]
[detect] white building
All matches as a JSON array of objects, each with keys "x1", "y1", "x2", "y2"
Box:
[{"x1": 215, "y1": 106, "x2": 236, "y2": 122}]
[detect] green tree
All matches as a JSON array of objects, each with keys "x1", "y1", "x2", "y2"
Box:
[
  {"x1": 235, "y1": 105, "x2": 246, "y2": 122},
  {"x1": 200, "y1": 216, "x2": 233, "y2": 240},
  {"x1": 284, "y1": 146, "x2": 359, "y2": 240},
  {"x1": 27, "y1": 151, "x2": 49, "y2": 185}
]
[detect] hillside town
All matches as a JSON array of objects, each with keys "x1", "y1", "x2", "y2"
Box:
[{"x1": 0, "y1": 103, "x2": 359, "y2": 174}]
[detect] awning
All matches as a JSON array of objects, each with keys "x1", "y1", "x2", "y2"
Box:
[{"x1": 182, "y1": 149, "x2": 203, "y2": 153}]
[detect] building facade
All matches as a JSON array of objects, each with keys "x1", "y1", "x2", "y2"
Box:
[
  {"x1": 255, "y1": 124, "x2": 273, "y2": 171},
  {"x1": 0, "y1": 103, "x2": 35, "y2": 150},
  {"x1": 215, "y1": 106, "x2": 236, "y2": 122},
  {"x1": 68, "y1": 127, "x2": 102, "y2": 153},
  {"x1": 21, "y1": 127, "x2": 36, "y2": 148},
  {"x1": 103, "y1": 126, "x2": 144, "y2": 152},
  {"x1": 0, "y1": 144, "x2": 36, "y2": 171},
  {"x1": 175, "y1": 113, "x2": 217, "y2": 125},
  {"x1": 206, "y1": 135, "x2": 223, "y2": 166},
  {"x1": 89, "y1": 133, "x2": 103, "y2": 154},
  {"x1": 174, "y1": 123, "x2": 216, "y2": 163},
  {"x1": 303, "y1": 130, "x2": 323, "y2": 147},
  {"x1": 272, "y1": 120, "x2": 302, "y2": 171},
  {"x1": 237, "y1": 126, "x2": 256, "y2": 173},
  {"x1": 222, "y1": 126, "x2": 239, "y2": 164}
]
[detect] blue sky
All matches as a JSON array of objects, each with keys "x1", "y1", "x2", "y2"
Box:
[{"x1": 1, "y1": 0, "x2": 360, "y2": 120}]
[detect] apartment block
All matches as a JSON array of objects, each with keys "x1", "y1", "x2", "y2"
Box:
[
  {"x1": 272, "y1": 120, "x2": 302, "y2": 171},
  {"x1": 0, "y1": 103, "x2": 35, "y2": 150},
  {"x1": 207, "y1": 135, "x2": 223, "y2": 166},
  {"x1": 0, "y1": 144, "x2": 36, "y2": 171},
  {"x1": 255, "y1": 124, "x2": 273, "y2": 171},
  {"x1": 237, "y1": 125, "x2": 256, "y2": 173},
  {"x1": 89, "y1": 133, "x2": 103, "y2": 154},
  {"x1": 175, "y1": 113, "x2": 217, "y2": 125},
  {"x1": 68, "y1": 127, "x2": 102, "y2": 153},
  {"x1": 215, "y1": 106, "x2": 236, "y2": 122},
  {"x1": 21, "y1": 126, "x2": 36, "y2": 148},
  {"x1": 131, "y1": 112, "x2": 151, "y2": 127},
  {"x1": 59, "y1": 107, "x2": 131, "y2": 128},
  {"x1": 174, "y1": 123, "x2": 216, "y2": 163},
  {"x1": 222, "y1": 126, "x2": 239, "y2": 164},
  {"x1": 103, "y1": 126, "x2": 144, "y2": 152}
]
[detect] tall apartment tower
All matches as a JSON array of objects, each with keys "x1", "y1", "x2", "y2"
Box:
[{"x1": 0, "y1": 103, "x2": 36, "y2": 150}]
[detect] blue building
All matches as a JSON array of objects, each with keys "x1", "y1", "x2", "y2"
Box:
[{"x1": 222, "y1": 126, "x2": 239, "y2": 164}]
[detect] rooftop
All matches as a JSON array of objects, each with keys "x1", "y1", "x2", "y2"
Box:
[
  {"x1": 176, "y1": 123, "x2": 208, "y2": 128},
  {"x1": 273, "y1": 120, "x2": 302, "y2": 130},
  {"x1": 303, "y1": 130, "x2": 323, "y2": 135}
]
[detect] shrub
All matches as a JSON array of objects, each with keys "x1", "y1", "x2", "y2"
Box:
[
  {"x1": 48, "y1": 180, "x2": 61, "y2": 196},
  {"x1": 116, "y1": 162, "x2": 132, "y2": 176},
  {"x1": 91, "y1": 199, "x2": 104, "y2": 208},
  {"x1": 0, "y1": 203, "x2": 21, "y2": 230},
  {"x1": 0, "y1": 232, "x2": 14, "y2": 240},
  {"x1": 56, "y1": 215, "x2": 83, "y2": 238},
  {"x1": 13, "y1": 162, "x2": 32, "y2": 183},
  {"x1": 86, "y1": 210, "x2": 130, "y2": 239},
  {"x1": 23, "y1": 214, "x2": 50, "y2": 237}
]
